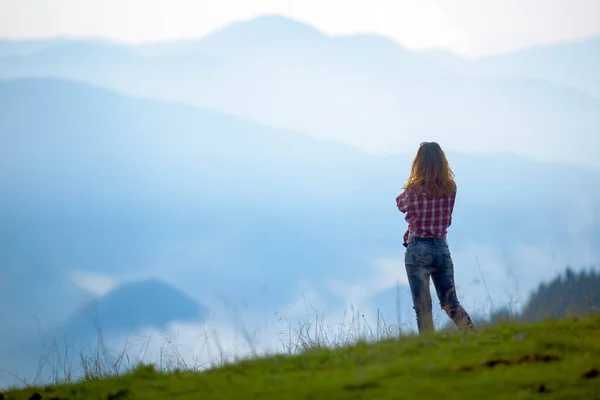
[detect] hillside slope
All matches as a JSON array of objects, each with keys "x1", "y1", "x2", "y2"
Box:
[{"x1": 3, "y1": 315, "x2": 600, "y2": 399}]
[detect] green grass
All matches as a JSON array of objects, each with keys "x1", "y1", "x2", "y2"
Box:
[{"x1": 3, "y1": 315, "x2": 600, "y2": 400}]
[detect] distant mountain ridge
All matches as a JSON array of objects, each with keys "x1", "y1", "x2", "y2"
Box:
[
  {"x1": 424, "y1": 35, "x2": 600, "y2": 99},
  {"x1": 2, "y1": 76, "x2": 599, "y2": 315},
  {"x1": 0, "y1": 15, "x2": 598, "y2": 169},
  {"x1": 53, "y1": 279, "x2": 207, "y2": 337},
  {"x1": 2, "y1": 14, "x2": 597, "y2": 59}
]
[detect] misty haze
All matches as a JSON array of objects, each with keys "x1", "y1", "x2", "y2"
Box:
[{"x1": 0, "y1": 2, "x2": 599, "y2": 395}]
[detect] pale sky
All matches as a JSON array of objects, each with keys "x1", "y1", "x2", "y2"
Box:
[{"x1": 0, "y1": 0, "x2": 599, "y2": 57}]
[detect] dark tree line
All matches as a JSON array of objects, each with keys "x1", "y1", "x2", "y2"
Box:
[
  {"x1": 519, "y1": 266, "x2": 600, "y2": 322},
  {"x1": 444, "y1": 267, "x2": 600, "y2": 330}
]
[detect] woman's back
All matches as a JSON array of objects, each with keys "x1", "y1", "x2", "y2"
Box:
[
  {"x1": 396, "y1": 185, "x2": 456, "y2": 244},
  {"x1": 396, "y1": 141, "x2": 458, "y2": 245}
]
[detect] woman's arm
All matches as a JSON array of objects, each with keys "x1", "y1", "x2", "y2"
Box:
[{"x1": 396, "y1": 189, "x2": 410, "y2": 213}]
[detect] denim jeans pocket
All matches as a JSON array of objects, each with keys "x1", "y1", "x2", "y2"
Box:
[{"x1": 405, "y1": 247, "x2": 433, "y2": 269}]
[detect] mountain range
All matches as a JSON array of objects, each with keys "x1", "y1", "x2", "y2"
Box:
[
  {"x1": 0, "y1": 15, "x2": 598, "y2": 169},
  {"x1": 2, "y1": 77, "x2": 598, "y2": 328},
  {"x1": 424, "y1": 35, "x2": 600, "y2": 98}
]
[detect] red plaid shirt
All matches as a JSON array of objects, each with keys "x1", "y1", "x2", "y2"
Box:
[{"x1": 396, "y1": 186, "x2": 456, "y2": 243}]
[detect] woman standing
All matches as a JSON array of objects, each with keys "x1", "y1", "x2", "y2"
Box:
[{"x1": 396, "y1": 142, "x2": 475, "y2": 334}]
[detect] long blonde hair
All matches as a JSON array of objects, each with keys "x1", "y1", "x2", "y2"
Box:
[{"x1": 403, "y1": 142, "x2": 456, "y2": 198}]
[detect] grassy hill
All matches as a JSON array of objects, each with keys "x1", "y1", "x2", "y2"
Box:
[{"x1": 3, "y1": 315, "x2": 599, "y2": 399}]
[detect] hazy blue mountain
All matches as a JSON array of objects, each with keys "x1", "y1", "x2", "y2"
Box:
[
  {"x1": 133, "y1": 15, "x2": 326, "y2": 58},
  {"x1": 0, "y1": 38, "x2": 67, "y2": 57},
  {"x1": 51, "y1": 279, "x2": 208, "y2": 340},
  {"x1": 424, "y1": 36, "x2": 600, "y2": 98},
  {"x1": 188, "y1": 15, "x2": 449, "y2": 82},
  {"x1": 0, "y1": 16, "x2": 598, "y2": 169}
]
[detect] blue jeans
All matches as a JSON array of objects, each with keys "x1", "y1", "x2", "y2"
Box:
[{"x1": 404, "y1": 237, "x2": 475, "y2": 334}]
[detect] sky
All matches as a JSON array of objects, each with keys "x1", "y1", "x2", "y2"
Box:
[{"x1": 0, "y1": 0, "x2": 599, "y2": 57}]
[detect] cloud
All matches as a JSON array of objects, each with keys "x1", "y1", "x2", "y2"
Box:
[
  {"x1": 96, "y1": 283, "x2": 404, "y2": 370},
  {"x1": 436, "y1": 0, "x2": 600, "y2": 57},
  {"x1": 329, "y1": 257, "x2": 409, "y2": 308},
  {"x1": 68, "y1": 270, "x2": 118, "y2": 296},
  {"x1": 564, "y1": 196, "x2": 600, "y2": 264},
  {"x1": 101, "y1": 320, "x2": 278, "y2": 370},
  {"x1": 96, "y1": 287, "x2": 336, "y2": 371}
]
